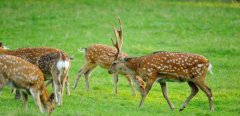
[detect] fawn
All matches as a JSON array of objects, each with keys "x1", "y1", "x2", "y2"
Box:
[{"x1": 0, "y1": 55, "x2": 55, "y2": 113}]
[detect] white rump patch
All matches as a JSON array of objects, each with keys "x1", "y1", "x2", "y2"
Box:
[
  {"x1": 208, "y1": 63, "x2": 213, "y2": 75},
  {"x1": 57, "y1": 60, "x2": 70, "y2": 70}
]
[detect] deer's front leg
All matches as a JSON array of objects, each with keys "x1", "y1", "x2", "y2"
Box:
[
  {"x1": 125, "y1": 75, "x2": 136, "y2": 96},
  {"x1": 129, "y1": 75, "x2": 145, "y2": 93},
  {"x1": 21, "y1": 91, "x2": 28, "y2": 111},
  {"x1": 139, "y1": 78, "x2": 155, "y2": 108},
  {"x1": 113, "y1": 73, "x2": 118, "y2": 95}
]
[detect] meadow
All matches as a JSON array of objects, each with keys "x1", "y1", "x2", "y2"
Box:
[{"x1": 0, "y1": 0, "x2": 240, "y2": 115}]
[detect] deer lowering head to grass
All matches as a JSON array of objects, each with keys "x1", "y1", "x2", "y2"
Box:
[
  {"x1": 0, "y1": 55, "x2": 55, "y2": 114},
  {"x1": 0, "y1": 43, "x2": 71, "y2": 106},
  {"x1": 108, "y1": 41, "x2": 214, "y2": 111},
  {"x1": 73, "y1": 18, "x2": 144, "y2": 96}
]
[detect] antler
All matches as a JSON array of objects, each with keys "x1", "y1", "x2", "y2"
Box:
[{"x1": 111, "y1": 17, "x2": 123, "y2": 59}]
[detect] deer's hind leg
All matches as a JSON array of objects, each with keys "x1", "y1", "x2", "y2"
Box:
[
  {"x1": 65, "y1": 76, "x2": 70, "y2": 96},
  {"x1": 179, "y1": 81, "x2": 199, "y2": 111},
  {"x1": 160, "y1": 82, "x2": 175, "y2": 110},
  {"x1": 84, "y1": 65, "x2": 96, "y2": 92},
  {"x1": 73, "y1": 63, "x2": 96, "y2": 89},
  {"x1": 194, "y1": 80, "x2": 214, "y2": 112}
]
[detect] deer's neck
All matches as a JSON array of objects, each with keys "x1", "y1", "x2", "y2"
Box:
[
  {"x1": 40, "y1": 86, "x2": 50, "y2": 107},
  {"x1": 125, "y1": 57, "x2": 140, "y2": 75}
]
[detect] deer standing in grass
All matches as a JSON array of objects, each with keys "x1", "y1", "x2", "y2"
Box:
[
  {"x1": 108, "y1": 29, "x2": 214, "y2": 111},
  {"x1": 0, "y1": 55, "x2": 55, "y2": 114},
  {"x1": 73, "y1": 18, "x2": 144, "y2": 96},
  {"x1": 0, "y1": 43, "x2": 71, "y2": 106}
]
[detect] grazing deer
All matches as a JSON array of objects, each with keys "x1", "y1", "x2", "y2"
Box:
[
  {"x1": 108, "y1": 28, "x2": 214, "y2": 112},
  {"x1": 0, "y1": 43, "x2": 71, "y2": 106},
  {"x1": 0, "y1": 55, "x2": 55, "y2": 114},
  {"x1": 73, "y1": 18, "x2": 144, "y2": 96}
]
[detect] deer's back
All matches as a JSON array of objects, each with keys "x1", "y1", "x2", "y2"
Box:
[
  {"x1": 86, "y1": 44, "x2": 128, "y2": 69},
  {"x1": 11, "y1": 47, "x2": 70, "y2": 76},
  {"x1": 137, "y1": 52, "x2": 209, "y2": 80},
  {"x1": 0, "y1": 55, "x2": 44, "y2": 89},
  {"x1": 12, "y1": 47, "x2": 64, "y2": 63}
]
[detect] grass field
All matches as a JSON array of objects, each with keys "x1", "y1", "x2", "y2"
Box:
[{"x1": 0, "y1": 0, "x2": 240, "y2": 115}]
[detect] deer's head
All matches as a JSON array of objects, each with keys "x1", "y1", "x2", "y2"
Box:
[
  {"x1": 108, "y1": 57, "x2": 132, "y2": 74},
  {"x1": 46, "y1": 93, "x2": 55, "y2": 114},
  {"x1": 108, "y1": 18, "x2": 134, "y2": 75}
]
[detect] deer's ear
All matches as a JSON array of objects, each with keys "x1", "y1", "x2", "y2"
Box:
[{"x1": 0, "y1": 42, "x2": 2, "y2": 47}]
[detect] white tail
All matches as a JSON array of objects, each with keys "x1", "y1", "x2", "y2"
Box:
[
  {"x1": 0, "y1": 55, "x2": 55, "y2": 114},
  {"x1": 208, "y1": 63, "x2": 213, "y2": 75}
]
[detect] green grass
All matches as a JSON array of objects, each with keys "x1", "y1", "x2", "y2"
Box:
[{"x1": 0, "y1": 0, "x2": 240, "y2": 115}]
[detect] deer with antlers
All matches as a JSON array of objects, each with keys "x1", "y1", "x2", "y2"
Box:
[
  {"x1": 0, "y1": 55, "x2": 55, "y2": 114},
  {"x1": 0, "y1": 43, "x2": 71, "y2": 106},
  {"x1": 73, "y1": 18, "x2": 145, "y2": 95},
  {"x1": 108, "y1": 34, "x2": 214, "y2": 111}
]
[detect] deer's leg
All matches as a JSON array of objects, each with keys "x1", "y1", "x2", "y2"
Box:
[
  {"x1": 130, "y1": 76, "x2": 145, "y2": 93},
  {"x1": 160, "y1": 82, "x2": 175, "y2": 110},
  {"x1": 0, "y1": 80, "x2": 5, "y2": 95},
  {"x1": 195, "y1": 80, "x2": 214, "y2": 112},
  {"x1": 113, "y1": 73, "x2": 119, "y2": 95},
  {"x1": 15, "y1": 90, "x2": 21, "y2": 99},
  {"x1": 179, "y1": 81, "x2": 199, "y2": 111},
  {"x1": 53, "y1": 79, "x2": 60, "y2": 106},
  {"x1": 73, "y1": 63, "x2": 94, "y2": 89},
  {"x1": 21, "y1": 91, "x2": 28, "y2": 111},
  {"x1": 56, "y1": 71, "x2": 64, "y2": 106},
  {"x1": 65, "y1": 76, "x2": 70, "y2": 96},
  {"x1": 30, "y1": 88, "x2": 43, "y2": 113},
  {"x1": 139, "y1": 78, "x2": 155, "y2": 108},
  {"x1": 0, "y1": 75, "x2": 4, "y2": 91},
  {"x1": 84, "y1": 66, "x2": 96, "y2": 92},
  {"x1": 0, "y1": 84, "x2": 3, "y2": 91},
  {"x1": 125, "y1": 75, "x2": 136, "y2": 96}
]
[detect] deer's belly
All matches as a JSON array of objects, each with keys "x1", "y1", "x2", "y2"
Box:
[{"x1": 156, "y1": 77, "x2": 187, "y2": 83}]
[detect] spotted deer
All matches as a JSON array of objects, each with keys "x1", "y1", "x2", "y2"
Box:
[
  {"x1": 108, "y1": 32, "x2": 214, "y2": 111},
  {"x1": 0, "y1": 55, "x2": 55, "y2": 114},
  {"x1": 73, "y1": 18, "x2": 144, "y2": 96},
  {"x1": 0, "y1": 43, "x2": 71, "y2": 106}
]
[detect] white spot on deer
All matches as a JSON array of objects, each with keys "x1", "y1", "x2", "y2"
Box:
[
  {"x1": 147, "y1": 68, "x2": 151, "y2": 72},
  {"x1": 198, "y1": 64, "x2": 203, "y2": 67},
  {"x1": 57, "y1": 60, "x2": 70, "y2": 71}
]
